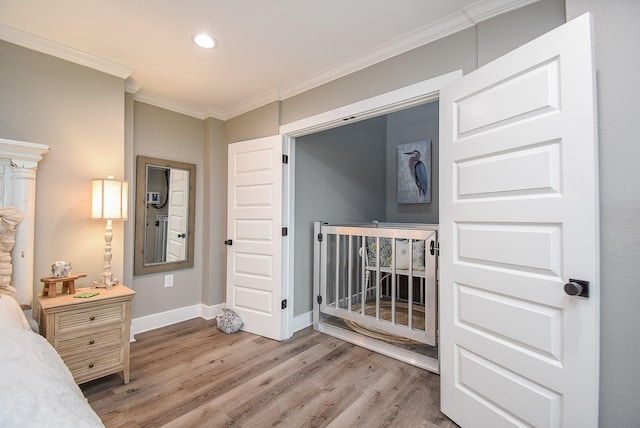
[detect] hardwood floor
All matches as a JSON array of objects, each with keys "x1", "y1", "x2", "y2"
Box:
[{"x1": 81, "y1": 318, "x2": 458, "y2": 428}]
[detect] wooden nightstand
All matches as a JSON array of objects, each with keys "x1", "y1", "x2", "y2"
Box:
[{"x1": 38, "y1": 285, "x2": 135, "y2": 384}]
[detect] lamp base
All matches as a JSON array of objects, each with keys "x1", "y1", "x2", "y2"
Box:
[{"x1": 91, "y1": 272, "x2": 120, "y2": 290}]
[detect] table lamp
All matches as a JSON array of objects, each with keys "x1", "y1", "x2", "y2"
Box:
[{"x1": 91, "y1": 175, "x2": 128, "y2": 288}]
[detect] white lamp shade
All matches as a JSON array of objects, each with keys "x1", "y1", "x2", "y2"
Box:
[{"x1": 91, "y1": 178, "x2": 128, "y2": 220}]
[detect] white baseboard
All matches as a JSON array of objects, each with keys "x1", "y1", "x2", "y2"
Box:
[
  {"x1": 130, "y1": 303, "x2": 224, "y2": 341},
  {"x1": 293, "y1": 310, "x2": 313, "y2": 333},
  {"x1": 131, "y1": 305, "x2": 310, "y2": 341},
  {"x1": 199, "y1": 303, "x2": 224, "y2": 321}
]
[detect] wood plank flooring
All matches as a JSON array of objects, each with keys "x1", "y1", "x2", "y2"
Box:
[{"x1": 81, "y1": 318, "x2": 459, "y2": 428}]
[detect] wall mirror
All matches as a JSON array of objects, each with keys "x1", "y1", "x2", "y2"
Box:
[{"x1": 134, "y1": 155, "x2": 196, "y2": 275}]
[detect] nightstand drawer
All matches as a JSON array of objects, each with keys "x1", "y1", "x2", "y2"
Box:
[
  {"x1": 38, "y1": 285, "x2": 135, "y2": 384},
  {"x1": 65, "y1": 347, "x2": 124, "y2": 383},
  {"x1": 55, "y1": 326, "x2": 124, "y2": 358},
  {"x1": 55, "y1": 302, "x2": 125, "y2": 333}
]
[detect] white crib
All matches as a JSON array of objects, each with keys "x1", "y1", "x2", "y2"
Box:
[{"x1": 313, "y1": 221, "x2": 439, "y2": 372}]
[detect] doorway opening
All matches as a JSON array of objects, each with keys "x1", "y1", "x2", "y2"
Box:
[{"x1": 279, "y1": 71, "x2": 462, "y2": 356}]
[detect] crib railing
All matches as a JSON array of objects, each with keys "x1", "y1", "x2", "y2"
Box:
[{"x1": 315, "y1": 222, "x2": 438, "y2": 346}]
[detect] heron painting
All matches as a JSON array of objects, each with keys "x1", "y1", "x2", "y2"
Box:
[{"x1": 397, "y1": 140, "x2": 431, "y2": 203}]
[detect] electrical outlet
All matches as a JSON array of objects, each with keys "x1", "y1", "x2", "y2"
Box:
[{"x1": 164, "y1": 274, "x2": 174, "y2": 288}]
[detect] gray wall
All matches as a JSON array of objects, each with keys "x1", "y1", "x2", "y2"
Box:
[
  {"x1": 203, "y1": 117, "x2": 227, "y2": 306},
  {"x1": 294, "y1": 116, "x2": 387, "y2": 313},
  {"x1": 131, "y1": 102, "x2": 204, "y2": 318},
  {"x1": 281, "y1": 28, "x2": 477, "y2": 125},
  {"x1": 566, "y1": 1, "x2": 640, "y2": 426},
  {"x1": 0, "y1": 40, "x2": 126, "y2": 302},
  {"x1": 293, "y1": 102, "x2": 440, "y2": 315},
  {"x1": 477, "y1": 0, "x2": 566, "y2": 66},
  {"x1": 386, "y1": 101, "x2": 440, "y2": 223},
  {"x1": 224, "y1": 101, "x2": 280, "y2": 144}
]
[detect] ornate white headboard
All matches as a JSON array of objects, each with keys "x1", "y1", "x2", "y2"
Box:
[{"x1": 0, "y1": 138, "x2": 49, "y2": 306}]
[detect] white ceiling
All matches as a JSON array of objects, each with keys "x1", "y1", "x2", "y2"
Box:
[{"x1": 0, "y1": 0, "x2": 535, "y2": 120}]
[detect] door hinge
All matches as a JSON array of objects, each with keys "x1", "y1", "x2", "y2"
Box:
[
  {"x1": 317, "y1": 295, "x2": 323, "y2": 304},
  {"x1": 281, "y1": 299, "x2": 288, "y2": 309},
  {"x1": 317, "y1": 233, "x2": 323, "y2": 242},
  {"x1": 282, "y1": 154, "x2": 289, "y2": 164},
  {"x1": 282, "y1": 227, "x2": 288, "y2": 236},
  {"x1": 430, "y1": 240, "x2": 439, "y2": 256}
]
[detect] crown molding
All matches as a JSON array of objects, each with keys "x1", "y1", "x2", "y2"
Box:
[
  {"x1": 203, "y1": 106, "x2": 233, "y2": 122},
  {"x1": 220, "y1": 9, "x2": 471, "y2": 121},
  {"x1": 127, "y1": 86, "x2": 227, "y2": 120},
  {"x1": 125, "y1": 79, "x2": 143, "y2": 95},
  {"x1": 464, "y1": 0, "x2": 540, "y2": 23},
  {"x1": 132, "y1": 91, "x2": 209, "y2": 120},
  {"x1": 0, "y1": 23, "x2": 134, "y2": 79},
  {"x1": 218, "y1": 88, "x2": 282, "y2": 121},
  {"x1": 278, "y1": 11, "x2": 474, "y2": 102},
  {"x1": 229, "y1": 0, "x2": 539, "y2": 119},
  {"x1": 0, "y1": 0, "x2": 538, "y2": 121}
]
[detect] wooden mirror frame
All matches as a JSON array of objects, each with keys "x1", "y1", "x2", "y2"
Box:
[{"x1": 134, "y1": 155, "x2": 196, "y2": 275}]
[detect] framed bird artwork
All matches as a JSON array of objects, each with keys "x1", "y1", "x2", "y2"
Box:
[{"x1": 397, "y1": 140, "x2": 431, "y2": 204}]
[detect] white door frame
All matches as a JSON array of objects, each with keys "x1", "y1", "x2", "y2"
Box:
[{"x1": 278, "y1": 70, "x2": 462, "y2": 338}]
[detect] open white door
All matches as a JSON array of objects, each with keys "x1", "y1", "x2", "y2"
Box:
[
  {"x1": 166, "y1": 168, "x2": 189, "y2": 261},
  {"x1": 439, "y1": 13, "x2": 598, "y2": 428},
  {"x1": 226, "y1": 135, "x2": 284, "y2": 340}
]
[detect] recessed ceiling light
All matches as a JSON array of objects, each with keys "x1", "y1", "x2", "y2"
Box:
[{"x1": 193, "y1": 33, "x2": 216, "y2": 49}]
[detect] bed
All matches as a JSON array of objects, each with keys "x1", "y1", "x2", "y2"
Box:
[
  {"x1": 0, "y1": 294, "x2": 104, "y2": 427},
  {"x1": 313, "y1": 221, "x2": 440, "y2": 372}
]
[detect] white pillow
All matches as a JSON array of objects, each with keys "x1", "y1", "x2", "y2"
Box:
[{"x1": 0, "y1": 294, "x2": 32, "y2": 331}]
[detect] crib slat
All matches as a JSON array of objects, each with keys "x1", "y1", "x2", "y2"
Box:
[
  {"x1": 376, "y1": 236, "x2": 380, "y2": 321},
  {"x1": 360, "y1": 236, "x2": 366, "y2": 317},
  {"x1": 317, "y1": 223, "x2": 438, "y2": 347},
  {"x1": 408, "y1": 238, "x2": 414, "y2": 330},
  {"x1": 391, "y1": 238, "x2": 397, "y2": 326},
  {"x1": 347, "y1": 235, "x2": 352, "y2": 312},
  {"x1": 335, "y1": 234, "x2": 340, "y2": 309}
]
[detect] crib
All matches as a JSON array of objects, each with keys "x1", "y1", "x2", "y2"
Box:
[{"x1": 313, "y1": 221, "x2": 439, "y2": 372}]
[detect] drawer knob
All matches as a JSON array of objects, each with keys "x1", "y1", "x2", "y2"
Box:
[
  {"x1": 89, "y1": 316, "x2": 96, "y2": 321},
  {"x1": 88, "y1": 363, "x2": 94, "y2": 368},
  {"x1": 89, "y1": 339, "x2": 95, "y2": 345}
]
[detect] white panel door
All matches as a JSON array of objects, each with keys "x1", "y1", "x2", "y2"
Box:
[
  {"x1": 166, "y1": 168, "x2": 189, "y2": 261},
  {"x1": 439, "y1": 14, "x2": 598, "y2": 428},
  {"x1": 227, "y1": 135, "x2": 284, "y2": 340}
]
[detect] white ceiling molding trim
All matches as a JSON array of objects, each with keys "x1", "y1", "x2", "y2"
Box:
[
  {"x1": 225, "y1": 0, "x2": 536, "y2": 120},
  {"x1": 132, "y1": 91, "x2": 209, "y2": 120},
  {"x1": 0, "y1": 23, "x2": 134, "y2": 79},
  {"x1": 125, "y1": 80, "x2": 143, "y2": 95},
  {"x1": 126, "y1": 81, "x2": 227, "y2": 120},
  {"x1": 202, "y1": 107, "x2": 227, "y2": 122},
  {"x1": 219, "y1": 88, "x2": 282, "y2": 121},
  {"x1": 277, "y1": 11, "x2": 474, "y2": 103},
  {"x1": 0, "y1": 0, "x2": 538, "y2": 121},
  {"x1": 221, "y1": 11, "x2": 472, "y2": 120},
  {"x1": 464, "y1": 0, "x2": 540, "y2": 23}
]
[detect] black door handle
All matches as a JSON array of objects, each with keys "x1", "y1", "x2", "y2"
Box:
[{"x1": 224, "y1": 239, "x2": 233, "y2": 246}]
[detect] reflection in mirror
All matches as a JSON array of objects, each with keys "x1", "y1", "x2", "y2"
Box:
[
  {"x1": 134, "y1": 156, "x2": 196, "y2": 275},
  {"x1": 145, "y1": 165, "x2": 171, "y2": 264}
]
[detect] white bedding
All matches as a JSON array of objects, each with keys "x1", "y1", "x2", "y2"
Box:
[{"x1": 0, "y1": 295, "x2": 104, "y2": 428}]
